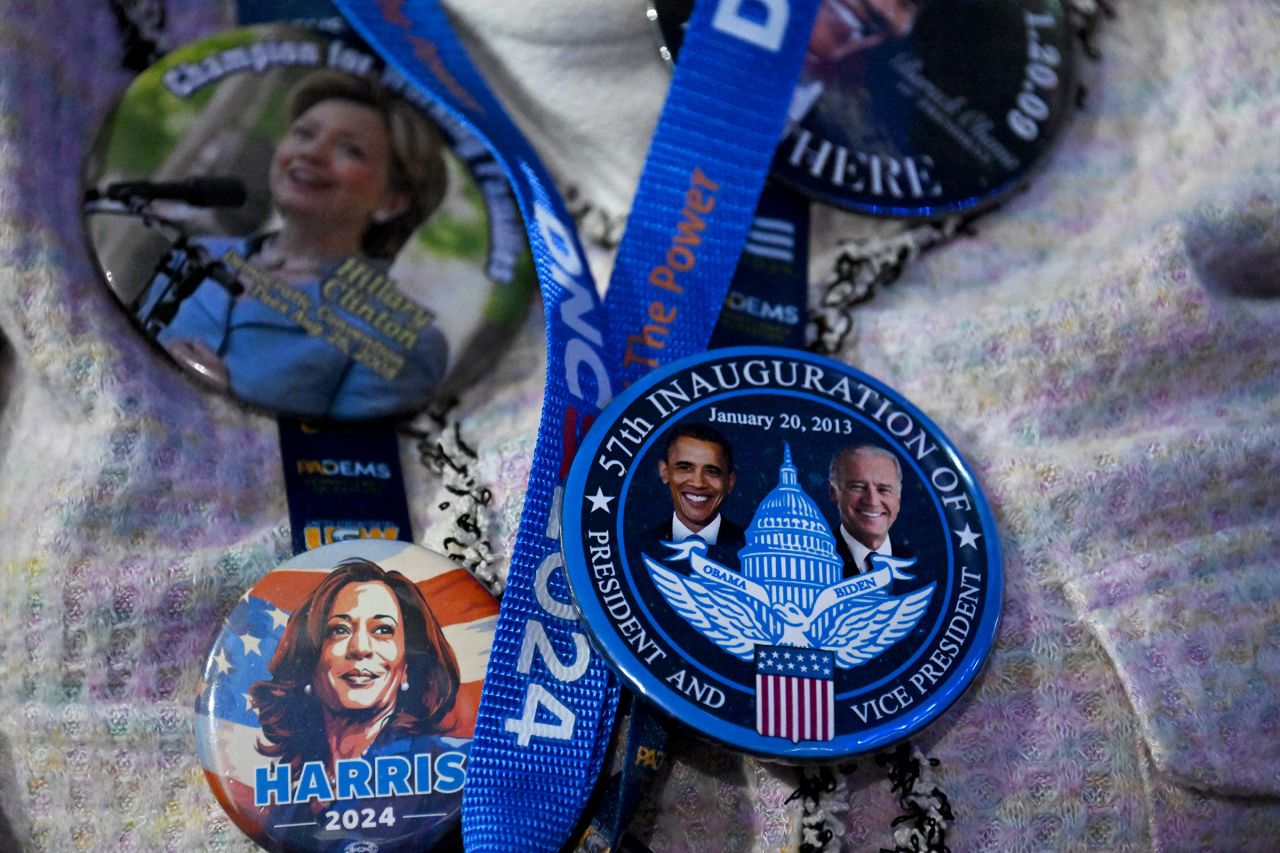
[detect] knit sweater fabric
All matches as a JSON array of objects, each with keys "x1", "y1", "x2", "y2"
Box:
[{"x1": 1, "y1": 1, "x2": 1278, "y2": 850}]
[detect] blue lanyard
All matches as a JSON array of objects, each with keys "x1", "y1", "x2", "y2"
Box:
[
  {"x1": 335, "y1": 2, "x2": 820, "y2": 849},
  {"x1": 605, "y1": 0, "x2": 819, "y2": 390}
]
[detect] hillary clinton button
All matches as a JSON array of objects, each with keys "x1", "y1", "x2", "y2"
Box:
[
  {"x1": 562, "y1": 348, "x2": 1001, "y2": 759},
  {"x1": 195, "y1": 539, "x2": 498, "y2": 851},
  {"x1": 650, "y1": 0, "x2": 1075, "y2": 218},
  {"x1": 82, "y1": 23, "x2": 534, "y2": 421}
]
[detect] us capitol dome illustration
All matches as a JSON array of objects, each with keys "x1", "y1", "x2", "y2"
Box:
[{"x1": 738, "y1": 444, "x2": 843, "y2": 618}]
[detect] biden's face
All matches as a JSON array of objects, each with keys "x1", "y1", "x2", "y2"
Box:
[{"x1": 829, "y1": 451, "x2": 901, "y2": 550}]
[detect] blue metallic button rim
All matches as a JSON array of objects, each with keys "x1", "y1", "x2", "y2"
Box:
[{"x1": 562, "y1": 346, "x2": 1003, "y2": 759}]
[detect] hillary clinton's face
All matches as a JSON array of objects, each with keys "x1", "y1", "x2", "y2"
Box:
[
  {"x1": 313, "y1": 581, "x2": 407, "y2": 714},
  {"x1": 270, "y1": 98, "x2": 408, "y2": 244}
]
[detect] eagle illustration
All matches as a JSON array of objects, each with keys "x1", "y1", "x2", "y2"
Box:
[{"x1": 644, "y1": 538, "x2": 934, "y2": 668}]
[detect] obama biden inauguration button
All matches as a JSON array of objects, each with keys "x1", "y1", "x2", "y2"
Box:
[{"x1": 562, "y1": 347, "x2": 1001, "y2": 759}]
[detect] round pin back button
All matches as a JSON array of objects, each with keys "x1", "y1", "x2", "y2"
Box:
[
  {"x1": 650, "y1": 0, "x2": 1075, "y2": 218},
  {"x1": 562, "y1": 347, "x2": 1001, "y2": 760},
  {"x1": 82, "y1": 22, "x2": 534, "y2": 422},
  {"x1": 195, "y1": 539, "x2": 497, "y2": 851}
]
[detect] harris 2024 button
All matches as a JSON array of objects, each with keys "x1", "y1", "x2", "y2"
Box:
[
  {"x1": 195, "y1": 540, "x2": 497, "y2": 851},
  {"x1": 649, "y1": 0, "x2": 1075, "y2": 218},
  {"x1": 562, "y1": 348, "x2": 1001, "y2": 759}
]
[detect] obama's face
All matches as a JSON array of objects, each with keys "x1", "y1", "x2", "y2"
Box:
[
  {"x1": 805, "y1": 0, "x2": 920, "y2": 78},
  {"x1": 658, "y1": 436, "x2": 736, "y2": 532}
]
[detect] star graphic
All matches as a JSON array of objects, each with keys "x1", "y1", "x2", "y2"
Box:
[
  {"x1": 212, "y1": 648, "x2": 232, "y2": 676},
  {"x1": 585, "y1": 487, "x2": 615, "y2": 513},
  {"x1": 953, "y1": 524, "x2": 982, "y2": 550},
  {"x1": 267, "y1": 606, "x2": 290, "y2": 631},
  {"x1": 799, "y1": 662, "x2": 810, "y2": 673},
  {"x1": 239, "y1": 632, "x2": 262, "y2": 656},
  {"x1": 243, "y1": 693, "x2": 256, "y2": 713}
]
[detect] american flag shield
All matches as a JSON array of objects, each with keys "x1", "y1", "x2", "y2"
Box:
[{"x1": 755, "y1": 645, "x2": 836, "y2": 742}]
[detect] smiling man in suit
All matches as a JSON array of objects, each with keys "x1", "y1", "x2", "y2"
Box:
[
  {"x1": 827, "y1": 443, "x2": 914, "y2": 578},
  {"x1": 640, "y1": 423, "x2": 746, "y2": 570}
]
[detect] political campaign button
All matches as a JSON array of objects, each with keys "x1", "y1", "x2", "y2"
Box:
[
  {"x1": 195, "y1": 539, "x2": 498, "y2": 851},
  {"x1": 650, "y1": 0, "x2": 1075, "y2": 218},
  {"x1": 562, "y1": 347, "x2": 1001, "y2": 759},
  {"x1": 82, "y1": 22, "x2": 534, "y2": 421}
]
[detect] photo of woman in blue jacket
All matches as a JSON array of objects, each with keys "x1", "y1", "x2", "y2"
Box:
[{"x1": 145, "y1": 68, "x2": 451, "y2": 420}]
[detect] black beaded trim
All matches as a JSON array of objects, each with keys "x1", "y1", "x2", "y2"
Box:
[
  {"x1": 807, "y1": 216, "x2": 973, "y2": 358},
  {"x1": 788, "y1": 743, "x2": 953, "y2": 853},
  {"x1": 406, "y1": 400, "x2": 503, "y2": 597},
  {"x1": 564, "y1": 184, "x2": 628, "y2": 250},
  {"x1": 1067, "y1": 0, "x2": 1116, "y2": 61},
  {"x1": 107, "y1": 0, "x2": 166, "y2": 71},
  {"x1": 876, "y1": 744, "x2": 954, "y2": 853}
]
